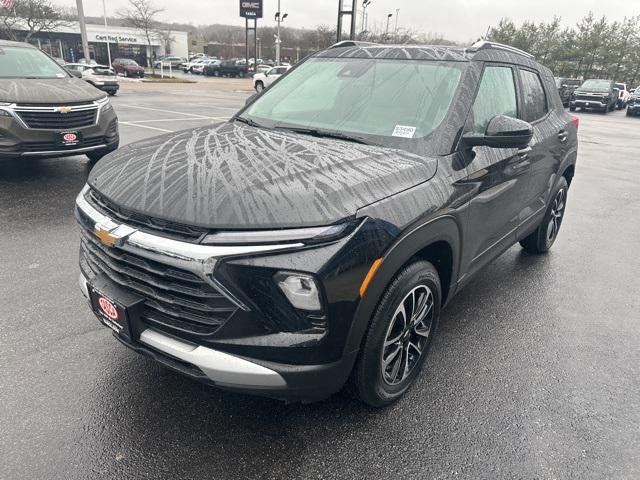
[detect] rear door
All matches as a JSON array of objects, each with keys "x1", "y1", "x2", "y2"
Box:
[
  {"x1": 461, "y1": 64, "x2": 531, "y2": 277},
  {"x1": 515, "y1": 67, "x2": 562, "y2": 233}
]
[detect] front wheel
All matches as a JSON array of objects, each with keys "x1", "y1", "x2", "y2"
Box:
[
  {"x1": 569, "y1": 105, "x2": 576, "y2": 112},
  {"x1": 350, "y1": 260, "x2": 441, "y2": 407},
  {"x1": 520, "y1": 177, "x2": 569, "y2": 254},
  {"x1": 255, "y1": 81, "x2": 264, "y2": 92}
]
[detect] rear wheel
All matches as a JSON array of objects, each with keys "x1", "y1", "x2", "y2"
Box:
[
  {"x1": 569, "y1": 105, "x2": 576, "y2": 112},
  {"x1": 350, "y1": 260, "x2": 441, "y2": 407},
  {"x1": 255, "y1": 81, "x2": 264, "y2": 92},
  {"x1": 125, "y1": 70, "x2": 130, "y2": 78},
  {"x1": 520, "y1": 177, "x2": 569, "y2": 254}
]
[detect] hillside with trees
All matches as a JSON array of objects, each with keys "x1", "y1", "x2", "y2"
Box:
[{"x1": 488, "y1": 13, "x2": 640, "y2": 86}]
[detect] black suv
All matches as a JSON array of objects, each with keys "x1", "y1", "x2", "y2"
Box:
[
  {"x1": 76, "y1": 41, "x2": 578, "y2": 407},
  {"x1": 570, "y1": 79, "x2": 618, "y2": 113}
]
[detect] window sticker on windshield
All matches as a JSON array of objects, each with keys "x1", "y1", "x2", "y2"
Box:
[{"x1": 392, "y1": 125, "x2": 416, "y2": 138}]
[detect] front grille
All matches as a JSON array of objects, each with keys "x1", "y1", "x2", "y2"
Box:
[
  {"x1": 16, "y1": 108, "x2": 97, "y2": 129},
  {"x1": 87, "y1": 188, "x2": 208, "y2": 242},
  {"x1": 22, "y1": 137, "x2": 104, "y2": 152},
  {"x1": 575, "y1": 94, "x2": 605, "y2": 102},
  {"x1": 80, "y1": 228, "x2": 238, "y2": 337}
]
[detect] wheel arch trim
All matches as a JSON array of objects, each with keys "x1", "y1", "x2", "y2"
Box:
[{"x1": 344, "y1": 215, "x2": 462, "y2": 354}]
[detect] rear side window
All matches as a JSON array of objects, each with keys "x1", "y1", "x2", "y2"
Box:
[
  {"x1": 472, "y1": 66, "x2": 518, "y2": 133},
  {"x1": 520, "y1": 70, "x2": 548, "y2": 122}
]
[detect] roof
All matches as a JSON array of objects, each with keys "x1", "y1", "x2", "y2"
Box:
[
  {"x1": 317, "y1": 41, "x2": 541, "y2": 68},
  {"x1": 0, "y1": 39, "x2": 37, "y2": 49}
]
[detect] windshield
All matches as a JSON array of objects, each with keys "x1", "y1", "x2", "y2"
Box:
[
  {"x1": 241, "y1": 57, "x2": 464, "y2": 141},
  {"x1": 614, "y1": 83, "x2": 625, "y2": 90},
  {"x1": 580, "y1": 79, "x2": 611, "y2": 91},
  {"x1": 0, "y1": 46, "x2": 69, "y2": 79}
]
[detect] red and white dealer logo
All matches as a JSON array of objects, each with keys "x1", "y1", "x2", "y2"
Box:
[
  {"x1": 63, "y1": 133, "x2": 77, "y2": 142},
  {"x1": 98, "y1": 296, "x2": 119, "y2": 321}
]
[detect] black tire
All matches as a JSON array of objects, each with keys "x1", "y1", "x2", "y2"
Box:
[
  {"x1": 108, "y1": 91, "x2": 116, "y2": 96},
  {"x1": 125, "y1": 70, "x2": 130, "y2": 78},
  {"x1": 350, "y1": 260, "x2": 441, "y2": 407},
  {"x1": 520, "y1": 176, "x2": 569, "y2": 254},
  {"x1": 569, "y1": 106, "x2": 576, "y2": 112},
  {"x1": 86, "y1": 142, "x2": 119, "y2": 163},
  {"x1": 627, "y1": 110, "x2": 632, "y2": 116},
  {"x1": 255, "y1": 81, "x2": 264, "y2": 92}
]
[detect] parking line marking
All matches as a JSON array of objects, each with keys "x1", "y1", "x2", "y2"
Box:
[
  {"x1": 118, "y1": 121, "x2": 173, "y2": 133},
  {"x1": 126, "y1": 117, "x2": 230, "y2": 123},
  {"x1": 118, "y1": 104, "x2": 212, "y2": 119}
]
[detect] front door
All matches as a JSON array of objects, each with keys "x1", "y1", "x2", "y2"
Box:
[{"x1": 459, "y1": 64, "x2": 531, "y2": 279}]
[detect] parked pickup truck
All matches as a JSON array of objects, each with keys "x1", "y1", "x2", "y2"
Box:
[
  {"x1": 569, "y1": 79, "x2": 618, "y2": 113},
  {"x1": 203, "y1": 59, "x2": 248, "y2": 78}
]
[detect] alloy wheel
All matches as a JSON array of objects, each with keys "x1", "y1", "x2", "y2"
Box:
[
  {"x1": 381, "y1": 285, "x2": 435, "y2": 386},
  {"x1": 547, "y1": 188, "x2": 566, "y2": 242}
]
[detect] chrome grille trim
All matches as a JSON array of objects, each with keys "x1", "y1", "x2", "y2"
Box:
[{"x1": 75, "y1": 185, "x2": 304, "y2": 311}]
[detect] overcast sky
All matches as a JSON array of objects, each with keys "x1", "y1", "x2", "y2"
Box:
[{"x1": 57, "y1": 0, "x2": 637, "y2": 42}]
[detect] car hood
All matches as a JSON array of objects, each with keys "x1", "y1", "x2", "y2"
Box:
[
  {"x1": 88, "y1": 122, "x2": 438, "y2": 230},
  {"x1": 0, "y1": 77, "x2": 106, "y2": 104}
]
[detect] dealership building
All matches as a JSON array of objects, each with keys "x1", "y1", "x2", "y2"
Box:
[{"x1": 3, "y1": 20, "x2": 189, "y2": 66}]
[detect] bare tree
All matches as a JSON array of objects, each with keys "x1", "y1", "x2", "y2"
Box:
[
  {"x1": 118, "y1": 0, "x2": 164, "y2": 74},
  {"x1": 156, "y1": 28, "x2": 174, "y2": 55},
  {"x1": 0, "y1": 0, "x2": 67, "y2": 43}
]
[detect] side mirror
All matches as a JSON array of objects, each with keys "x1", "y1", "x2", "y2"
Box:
[
  {"x1": 462, "y1": 115, "x2": 533, "y2": 149},
  {"x1": 67, "y1": 69, "x2": 82, "y2": 78}
]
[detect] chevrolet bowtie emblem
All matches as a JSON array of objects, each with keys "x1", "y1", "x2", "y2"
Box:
[
  {"x1": 95, "y1": 226, "x2": 118, "y2": 247},
  {"x1": 56, "y1": 106, "x2": 72, "y2": 114}
]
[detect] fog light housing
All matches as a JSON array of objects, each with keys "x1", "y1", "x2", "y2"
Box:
[{"x1": 274, "y1": 272, "x2": 321, "y2": 311}]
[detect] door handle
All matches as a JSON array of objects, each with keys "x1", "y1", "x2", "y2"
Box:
[{"x1": 558, "y1": 130, "x2": 568, "y2": 143}]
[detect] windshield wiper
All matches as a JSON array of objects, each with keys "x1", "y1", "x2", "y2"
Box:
[
  {"x1": 274, "y1": 126, "x2": 370, "y2": 145},
  {"x1": 234, "y1": 116, "x2": 265, "y2": 128}
]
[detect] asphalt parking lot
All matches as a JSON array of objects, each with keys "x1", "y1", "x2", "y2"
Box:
[{"x1": 1, "y1": 82, "x2": 639, "y2": 479}]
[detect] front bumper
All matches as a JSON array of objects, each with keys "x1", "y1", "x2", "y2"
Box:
[
  {"x1": 79, "y1": 273, "x2": 357, "y2": 401},
  {"x1": 570, "y1": 99, "x2": 608, "y2": 109},
  {"x1": 74, "y1": 186, "x2": 383, "y2": 401}
]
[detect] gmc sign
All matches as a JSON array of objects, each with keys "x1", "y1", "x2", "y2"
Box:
[{"x1": 240, "y1": 0, "x2": 263, "y2": 18}]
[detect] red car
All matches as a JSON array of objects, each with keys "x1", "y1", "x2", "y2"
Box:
[{"x1": 111, "y1": 58, "x2": 145, "y2": 78}]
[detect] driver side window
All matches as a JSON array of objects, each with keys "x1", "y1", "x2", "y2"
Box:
[{"x1": 472, "y1": 66, "x2": 518, "y2": 133}]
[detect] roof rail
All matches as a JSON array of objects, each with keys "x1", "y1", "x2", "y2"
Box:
[
  {"x1": 471, "y1": 40, "x2": 534, "y2": 59},
  {"x1": 329, "y1": 40, "x2": 378, "y2": 49}
]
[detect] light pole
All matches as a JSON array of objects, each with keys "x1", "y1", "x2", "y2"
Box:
[
  {"x1": 394, "y1": 8, "x2": 399, "y2": 42},
  {"x1": 385, "y1": 13, "x2": 393, "y2": 43},
  {"x1": 102, "y1": 0, "x2": 111, "y2": 66},
  {"x1": 361, "y1": 0, "x2": 372, "y2": 35},
  {"x1": 75, "y1": 0, "x2": 90, "y2": 62},
  {"x1": 275, "y1": 0, "x2": 288, "y2": 66}
]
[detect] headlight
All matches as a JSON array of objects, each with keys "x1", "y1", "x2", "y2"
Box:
[
  {"x1": 274, "y1": 272, "x2": 322, "y2": 311},
  {"x1": 0, "y1": 102, "x2": 11, "y2": 117},
  {"x1": 97, "y1": 98, "x2": 113, "y2": 113},
  {"x1": 202, "y1": 220, "x2": 361, "y2": 245}
]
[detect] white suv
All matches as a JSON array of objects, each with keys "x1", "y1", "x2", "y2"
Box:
[{"x1": 253, "y1": 66, "x2": 291, "y2": 92}]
